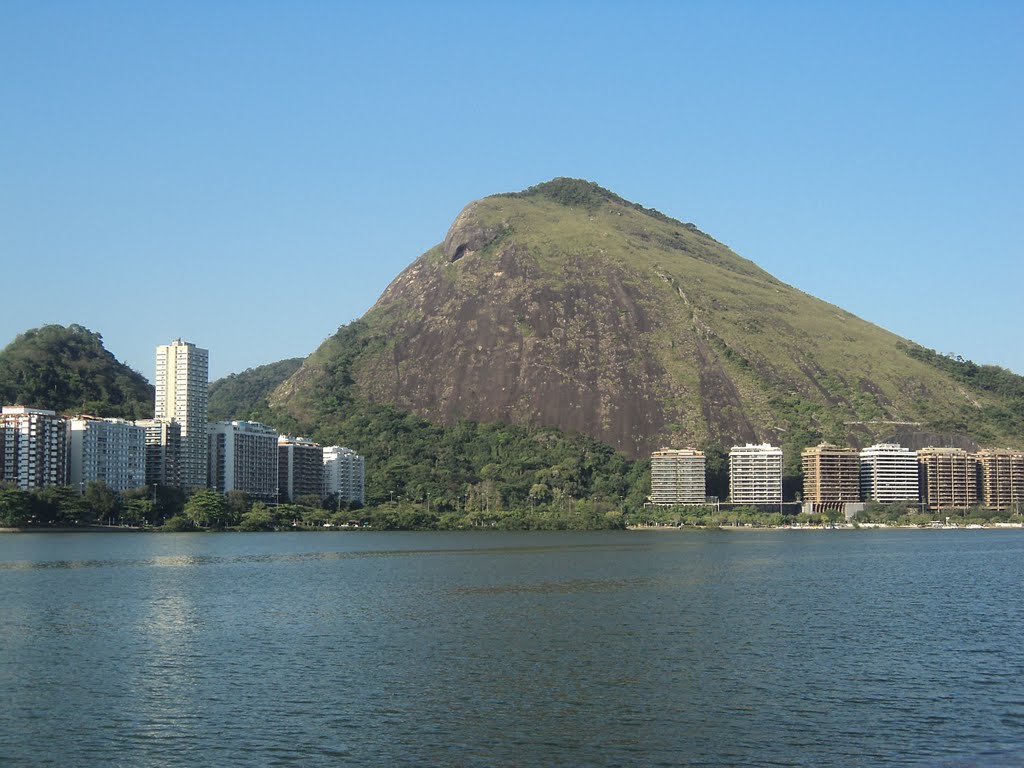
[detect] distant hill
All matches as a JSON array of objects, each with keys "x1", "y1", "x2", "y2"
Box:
[
  {"x1": 270, "y1": 177, "x2": 1024, "y2": 483},
  {"x1": 209, "y1": 358, "x2": 303, "y2": 423},
  {"x1": 0, "y1": 324, "x2": 153, "y2": 419}
]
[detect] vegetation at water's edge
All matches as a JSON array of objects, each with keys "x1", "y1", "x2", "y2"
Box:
[
  {"x1": 6, "y1": 482, "x2": 1019, "y2": 532},
  {"x1": 0, "y1": 324, "x2": 153, "y2": 419},
  {"x1": 0, "y1": 481, "x2": 633, "y2": 531}
]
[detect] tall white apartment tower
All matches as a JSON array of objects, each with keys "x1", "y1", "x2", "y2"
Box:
[{"x1": 155, "y1": 339, "x2": 209, "y2": 491}]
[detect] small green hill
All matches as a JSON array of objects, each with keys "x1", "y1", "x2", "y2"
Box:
[{"x1": 0, "y1": 324, "x2": 153, "y2": 419}]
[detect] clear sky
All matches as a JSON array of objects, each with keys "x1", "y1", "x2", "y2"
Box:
[{"x1": 2, "y1": 2, "x2": 1021, "y2": 381}]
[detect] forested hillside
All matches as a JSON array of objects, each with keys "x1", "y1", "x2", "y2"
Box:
[{"x1": 0, "y1": 325, "x2": 153, "y2": 419}]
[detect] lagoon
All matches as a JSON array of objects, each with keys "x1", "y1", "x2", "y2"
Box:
[{"x1": 2, "y1": 529, "x2": 1023, "y2": 766}]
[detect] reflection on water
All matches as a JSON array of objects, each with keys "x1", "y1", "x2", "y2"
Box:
[
  {"x1": 2, "y1": 530, "x2": 1024, "y2": 767},
  {"x1": 0, "y1": 536, "x2": 651, "y2": 571}
]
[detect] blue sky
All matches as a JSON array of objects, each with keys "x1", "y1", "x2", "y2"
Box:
[{"x1": 2, "y1": 2, "x2": 1021, "y2": 380}]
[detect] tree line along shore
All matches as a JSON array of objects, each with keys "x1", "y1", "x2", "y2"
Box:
[{"x1": 3, "y1": 482, "x2": 1021, "y2": 532}]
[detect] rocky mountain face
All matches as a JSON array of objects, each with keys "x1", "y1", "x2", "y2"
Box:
[{"x1": 272, "y1": 178, "x2": 1022, "y2": 463}]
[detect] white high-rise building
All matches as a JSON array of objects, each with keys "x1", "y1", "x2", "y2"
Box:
[
  {"x1": 208, "y1": 421, "x2": 279, "y2": 502},
  {"x1": 323, "y1": 446, "x2": 365, "y2": 505},
  {"x1": 155, "y1": 339, "x2": 209, "y2": 490},
  {"x1": 650, "y1": 448, "x2": 706, "y2": 505},
  {"x1": 1, "y1": 406, "x2": 67, "y2": 490},
  {"x1": 729, "y1": 443, "x2": 783, "y2": 504},
  {"x1": 859, "y1": 443, "x2": 919, "y2": 503},
  {"x1": 67, "y1": 416, "x2": 147, "y2": 493}
]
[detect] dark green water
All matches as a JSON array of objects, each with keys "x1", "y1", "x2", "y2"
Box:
[{"x1": 2, "y1": 529, "x2": 1023, "y2": 767}]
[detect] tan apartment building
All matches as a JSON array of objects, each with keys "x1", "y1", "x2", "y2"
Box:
[
  {"x1": 650, "y1": 448, "x2": 706, "y2": 505},
  {"x1": 918, "y1": 447, "x2": 977, "y2": 511},
  {"x1": 975, "y1": 449, "x2": 1024, "y2": 512},
  {"x1": 802, "y1": 443, "x2": 860, "y2": 508}
]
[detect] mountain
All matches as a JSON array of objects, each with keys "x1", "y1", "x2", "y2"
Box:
[
  {"x1": 270, "y1": 178, "x2": 1024, "y2": 474},
  {"x1": 0, "y1": 324, "x2": 154, "y2": 419}
]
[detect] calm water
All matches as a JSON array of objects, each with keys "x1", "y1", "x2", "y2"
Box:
[{"x1": 2, "y1": 529, "x2": 1023, "y2": 767}]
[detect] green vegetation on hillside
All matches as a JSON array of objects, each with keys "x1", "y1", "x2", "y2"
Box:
[
  {"x1": 901, "y1": 343, "x2": 1024, "y2": 437},
  {"x1": 0, "y1": 325, "x2": 153, "y2": 419},
  {"x1": 209, "y1": 357, "x2": 303, "y2": 422},
  {"x1": 316, "y1": 403, "x2": 648, "y2": 519}
]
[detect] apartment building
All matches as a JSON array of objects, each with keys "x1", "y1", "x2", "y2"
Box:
[
  {"x1": 859, "y1": 443, "x2": 919, "y2": 504},
  {"x1": 975, "y1": 449, "x2": 1024, "y2": 512},
  {"x1": 802, "y1": 443, "x2": 860, "y2": 508},
  {"x1": 67, "y1": 416, "x2": 146, "y2": 493},
  {"x1": 729, "y1": 443, "x2": 783, "y2": 504},
  {"x1": 918, "y1": 447, "x2": 977, "y2": 511},
  {"x1": 134, "y1": 418, "x2": 181, "y2": 488},
  {"x1": 208, "y1": 421, "x2": 279, "y2": 503},
  {"x1": 1, "y1": 406, "x2": 67, "y2": 490},
  {"x1": 278, "y1": 436, "x2": 324, "y2": 503},
  {"x1": 323, "y1": 446, "x2": 365, "y2": 505},
  {"x1": 155, "y1": 339, "x2": 209, "y2": 490},
  {"x1": 650, "y1": 448, "x2": 706, "y2": 505}
]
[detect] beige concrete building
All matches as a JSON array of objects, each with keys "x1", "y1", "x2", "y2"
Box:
[
  {"x1": 975, "y1": 449, "x2": 1024, "y2": 512},
  {"x1": 802, "y1": 443, "x2": 860, "y2": 508},
  {"x1": 155, "y1": 339, "x2": 208, "y2": 490},
  {"x1": 918, "y1": 447, "x2": 977, "y2": 511},
  {"x1": 729, "y1": 443, "x2": 783, "y2": 504},
  {"x1": 650, "y1": 448, "x2": 706, "y2": 505}
]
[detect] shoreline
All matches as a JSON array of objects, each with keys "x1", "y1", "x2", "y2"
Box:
[
  {"x1": 0, "y1": 525, "x2": 148, "y2": 534},
  {"x1": 4, "y1": 522, "x2": 1023, "y2": 534},
  {"x1": 626, "y1": 523, "x2": 1024, "y2": 532}
]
